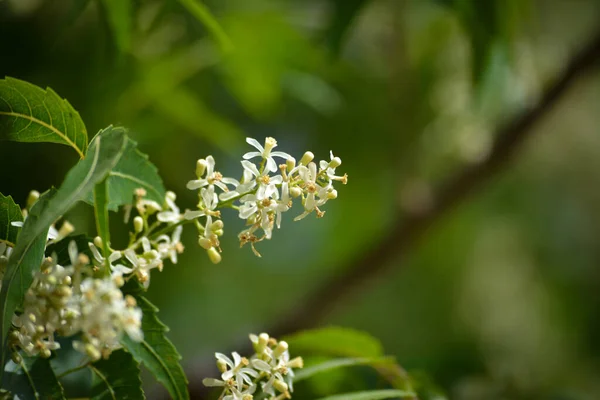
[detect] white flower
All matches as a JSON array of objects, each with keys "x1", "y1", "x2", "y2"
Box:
[
  {"x1": 217, "y1": 352, "x2": 259, "y2": 389},
  {"x1": 240, "y1": 160, "x2": 282, "y2": 200},
  {"x1": 157, "y1": 191, "x2": 181, "y2": 223},
  {"x1": 187, "y1": 155, "x2": 238, "y2": 192},
  {"x1": 243, "y1": 137, "x2": 291, "y2": 173},
  {"x1": 155, "y1": 225, "x2": 183, "y2": 264},
  {"x1": 184, "y1": 185, "x2": 219, "y2": 220}
]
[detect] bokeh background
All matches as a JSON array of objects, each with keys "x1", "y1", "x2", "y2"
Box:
[{"x1": 1, "y1": 0, "x2": 600, "y2": 398}]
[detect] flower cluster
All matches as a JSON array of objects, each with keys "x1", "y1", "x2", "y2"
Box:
[
  {"x1": 203, "y1": 333, "x2": 303, "y2": 400},
  {"x1": 10, "y1": 241, "x2": 142, "y2": 362},
  {"x1": 186, "y1": 137, "x2": 347, "y2": 258}
]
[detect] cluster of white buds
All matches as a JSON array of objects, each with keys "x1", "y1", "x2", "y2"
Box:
[
  {"x1": 203, "y1": 333, "x2": 303, "y2": 400},
  {"x1": 10, "y1": 241, "x2": 142, "y2": 362},
  {"x1": 186, "y1": 137, "x2": 347, "y2": 258}
]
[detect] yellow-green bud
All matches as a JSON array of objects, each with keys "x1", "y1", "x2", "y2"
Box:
[
  {"x1": 290, "y1": 187, "x2": 302, "y2": 198},
  {"x1": 40, "y1": 348, "x2": 52, "y2": 358},
  {"x1": 11, "y1": 352, "x2": 22, "y2": 364},
  {"x1": 166, "y1": 191, "x2": 176, "y2": 201},
  {"x1": 26, "y1": 190, "x2": 40, "y2": 208},
  {"x1": 273, "y1": 379, "x2": 288, "y2": 393},
  {"x1": 273, "y1": 340, "x2": 288, "y2": 358},
  {"x1": 58, "y1": 221, "x2": 74, "y2": 238},
  {"x1": 299, "y1": 151, "x2": 314, "y2": 166},
  {"x1": 93, "y1": 236, "x2": 103, "y2": 249},
  {"x1": 329, "y1": 156, "x2": 342, "y2": 168},
  {"x1": 211, "y1": 220, "x2": 224, "y2": 230},
  {"x1": 327, "y1": 190, "x2": 338, "y2": 200},
  {"x1": 196, "y1": 159, "x2": 208, "y2": 178},
  {"x1": 133, "y1": 216, "x2": 144, "y2": 233},
  {"x1": 286, "y1": 157, "x2": 296, "y2": 172},
  {"x1": 85, "y1": 344, "x2": 101, "y2": 361},
  {"x1": 214, "y1": 229, "x2": 224, "y2": 237},
  {"x1": 207, "y1": 247, "x2": 222, "y2": 264},
  {"x1": 288, "y1": 356, "x2": 304, "y2": 369},
  {"x1": 198, "y1": 237, "x2": 212, "y2": 250}
]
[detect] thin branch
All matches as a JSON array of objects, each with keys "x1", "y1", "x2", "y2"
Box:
[{"x1": 186, "y1": 30, "x2": 600, "y2": 397}]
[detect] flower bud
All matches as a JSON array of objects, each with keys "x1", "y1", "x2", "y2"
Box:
[
  {"x1": 286, "y1": 157, "x2": 296, "y2": 172},
  {"x1": 217, "y1": 359, "x2": 228, "y2": 373},
  {"x1": 214, "y1": 229, "x2": 224, "y2": 237},
  {"x1": 327, "y1": 190, "x2": 338, "y2": 200},
  {"x1": 85, "y1": 344, "x2": 101, "y2": 361},
  {"x1": 40, "y1": 348, "x2": 52, "y2": 358},
  {"x1": 58, "y1": 221, "x2": 74, "y2": 238},
  {"x1": 299, "y1": 151, "x2": 314, "y2": 166},
  {"x1": 211, "y1": 220, "x2": 224, "y2": 230},
  {"x1": 329, "y1": 156, "x2": 342, "y2": 168},
  {"x1": 133, "y1": 216, "x2": 144, "y2": 233},
  {"x1": 290, "y1": 187, "x2": 302, "y2": 198},
  {"x1": 166, "y1": 191, "x2": 176, "y2": 201},
  {"x1": 198, "y1": 237, "x2": 212, "y2": 250},
  {"x1": 94, "y1": 236, "x2": 103, "y2": 249},
  {"x1": 207, "y1": 247, "x2": 222, "y2": 264},
  {"x1": 11, "y1": 352, "x2": 22, "y2": 364},
  {"x1": 273, "y1": 379, "x2": 288, "y2": 393},
  {"x1": 288, "y1": 356, "x2": 304, "y2": 369},
  {"x1": 26, "y1": 190, "x2": 40, "y2": 208},
  {"x1": 196, "y1": 159, "x2": 208, "y2": 178},
  {"x1": 273, "y1": 340, "x2": 288, "y2": 358},
  {"x1": 255, "y1": 332, "x2": 269, "y2": 354}
]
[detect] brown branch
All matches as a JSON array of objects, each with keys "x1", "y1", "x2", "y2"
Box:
[{"x1": 186, "y1": 31, "x2": 600, "y2": 398}]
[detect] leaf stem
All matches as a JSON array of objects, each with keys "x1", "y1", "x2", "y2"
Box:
[{"x1": 57, "y1": 362, "x2": 90, "y2": 379}]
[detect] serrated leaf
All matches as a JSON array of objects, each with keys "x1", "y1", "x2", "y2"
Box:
[
  {"x1": 0, "y1": 127, "x2": 127, "y2": 372},
  {"x1": 315, "y1": 389, "x2": 416, "y2": 400},
  {"x1": 3, "y1": 356, "x2": 66, "y2": 399},
  {"x1": 284, "y1": 327, "x2": 383, "y2": 358},
  {"x1": 45, "y1": 234, "x2": 93, "y2": 266},
  {"x1": 121, "y1": 291, "x2": 189, "y2": 400},
  {"x1": 85, "y1": 129, "x2": 166, "y2": 210},
  {"x1": 0, "y1": 193, "x2": 23, "y2": 247},
  {"x1": 294, "y1": 356, "x2": 395, "y2": 383},
  {"x1": 0, "y1": 77, "x2": 88, "y2": 158},
  {"x1": 100, "y1": 0, "x2": 133, "y2": 53},
  {"x1": 90, "y1": 349, "x2": 145, "y2": 400}
]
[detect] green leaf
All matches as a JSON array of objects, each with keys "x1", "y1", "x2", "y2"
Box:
[
  {"x1": 3, "y1": 356, "x2": 66, "y2": 399},
  {"x1": 0, "y1": 127, "x2": 127, "y2": 371},
  {"x1": 0, "y1": 193, "x2": 23, "y2": 247},
  {"x1": 100, "y1": 0, "x2": 133, "y2": 53},
  {"x1": 294, "y1": 356, "x2": 395, "y2": 383},
  {"x1": 121, "y1": 289, "x2": 189, "y2": 400},
  {"x1": 315, "y1": 389, "x2": 417, "y2": 400},
  {"x1": 85, "y1": 129, "x2": 166, "y2": 210},
  {"x1": 45, "y1": 234, "x2": 93, "y2": 266},
  {"x1": 0, "y1": 77, "x2": 88, "y2": 158},
  {"x1": 284, "y1": 326, "x2": 383, "y2": 358},
  {"x1": 90, "y1": 349, "x2": 145, "y2": 400}
]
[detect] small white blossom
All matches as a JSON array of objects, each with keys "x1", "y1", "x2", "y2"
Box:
[
  {"x1": 187, "y1": 155, "x2": 238, "y2": 192},
  {"x1": 243, "y1": 137, "x2": 291, "y2": 173}
]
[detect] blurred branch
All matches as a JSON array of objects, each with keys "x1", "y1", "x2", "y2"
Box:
[{"x1": 186, "y1": 30, "x2": 600, "y2": 398}]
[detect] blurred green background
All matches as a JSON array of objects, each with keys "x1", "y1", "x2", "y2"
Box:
[{"x1": 1, "y1": 0, "x2": 600, "y2": 398}]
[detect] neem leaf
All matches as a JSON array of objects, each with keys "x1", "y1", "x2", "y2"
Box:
[
  {"x1": 284, "y1": 326, "x2": 383, "y2": 358},
  {"x1": 0, "y1": 193, "x2": 23, "y2": 247},
  {"x1": 85, "y1": 129, "x2": 166, "y2": 210},
  {"x1": 294, "y1": 356, "x2": 395, "y2": 383},
  {"x1": 0, "y1": 77, "x2": 88, "y2": 158},
  {"x1": 3, "y1": 356, "x2": 66, "y2": 400},
  {"x1": 0, "y1": 127, "x2": 127, "y2": 372},
  {"x1": 121, "y1": 290, "x2": 189, "y2": 400},
  {"x1": 90, "y1": 349, "x2": 145, "y2": 400},
  {"x1": 315, "y1": 389, "x2": 417, "y2": 400}
]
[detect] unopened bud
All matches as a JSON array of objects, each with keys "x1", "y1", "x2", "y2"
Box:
[
  {"x1": 11, "y1": 352, "x2": 22, "y2": 364},
  {"x1": 26, "y1": 190, "x2": 40, "y2": 208},
  {"x1": 273, "y1": 379, "x2": 288, "y2": 393},
  {"x1": 214, "y1": 229, "x2": 224, "y2": 237},
  {"x1": 217, "y1": 359, "x2": 228, "y2": 373},
  {"x1": 288, "y1": 356, "x2": 304, "y2": 369},
  {"x1": 93, "y1": 236, "x2": 103, "y2": 249},
  {"x1": 299, "y1": 151, "x2": 314, "y2": 166},
  {"x1": 78, "y1": 253, "x2": 90, "y2": 265},
  {"x1": 85, "y1": 344, "x2": 101, "y2": 360},
  {"x1": 327, "y1": 190, "x2": 338, "y2": 200},
  {"x1": 125, "y1": 295, "x2": 137, "y2": 307},
  {"x1": 329, "y1": 156, "x2": 342, "y2": 168},
  {"x1": 286, "y1": 157, "x2": 296, "y2": 172},
  {"x1": 133, "y1": 216, "x2": 144, "y2": 233},
  {"x1": 207, "y1": 247, "x2": 222, "y2": 264},
  {"x1": 273, "y1": 341, "x2": 288, "y2": 358},
  {"x1": 290, "y1": 187, "x2": 302, "y2": 198},
  {"x1": 198, "y1": 237, "x2": 212, "y2": 250},
  {"x1": 211, "y1": 220, "x2": 224, "y2": 230},
  {"x1": 113, "y1": 275, "x2": 124, "y2": 287},
  {"x1": 196, "y1": 159, "x2": 208, "y2": 178},
  {"x1": 58, "y1": 221, "x2": 74, "y2": 238},
  {"x1": 40, "y1": 348, "x2": 52, "y2": 358},
  {"x1": 166, "y1": 191, "x2": 176, "y2": 201}
]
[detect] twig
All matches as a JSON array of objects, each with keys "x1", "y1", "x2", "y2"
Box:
[{"x1": 186, "y1": 30, "x2": 600, "y2": 398}]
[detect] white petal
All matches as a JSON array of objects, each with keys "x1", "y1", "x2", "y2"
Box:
[
  {"x1": 239, "y1": 204, "x2": 258, "y2": 219},
  {"x1": 266, "y1": 157, "x2": 277, "y2": 173},
  {"x1": 241, "y1": 160, "x2": 260, "y2": 177},
  {"x1": 184, "y1": 210, "x2": 204, "y2": 220},
  {"x1": 252, "y1": 359, "x2": 271, "y2": 372},
  {"x1": 242, "y1": 151, "x2": 261, "y2": 160},
  {"x1": 206, "y1": 155, "x2": 216, "y2": 175},
  {"x1": 271, "y1": 151, "x2": 292, "y2": 160},
  {"x1": 246, "y1": 137, "x2": 264, "y2": 152},
  {"x1": 215, "y1": 352, "x2": 234, "y2": 367},
  {"x1": 202, "y1": 378, "x2": 225, "y2": 387},
  {"x1": 186, "y1": 179, "x2": 206, "y2": 190}
]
